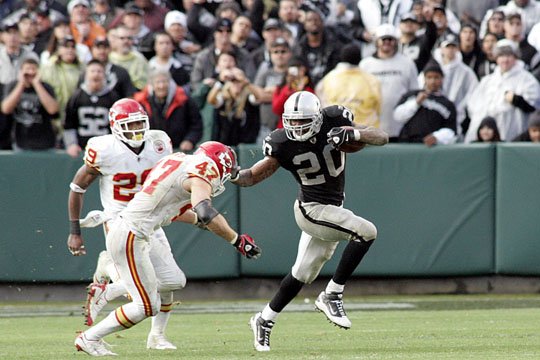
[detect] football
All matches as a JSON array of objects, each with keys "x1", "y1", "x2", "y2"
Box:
[{"x1": 336, "y1": 126, "x2": 366, "y2": 153}]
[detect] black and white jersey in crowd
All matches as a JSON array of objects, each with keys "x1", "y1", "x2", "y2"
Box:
[{"x1": 263, "y1": 105, "x2": 352, "y2": 206}]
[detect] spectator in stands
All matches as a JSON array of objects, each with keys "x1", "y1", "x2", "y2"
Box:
[
  {"x1": 476, "y1": 32, "x2": 498, "y2": 79},
  {"x1": 502, "y1": 12, "x2": 539, "y2": 70},
  {"x1": 68, "y1": 0, "x2": 106, "y2": 48},
  {"x1": 479, "y1": 8, "x2": 505, "y2": 40},
  {"x1": 512, "y1": 110, "x2": 540, "y2": 143},
  {"x1": 446, "y1": 0, "x2": 499, "y2": 28},
  {"x1": 206, "y1": 66, "x2": 260, "y2": 145},
  {"x1": 293, "y1": 9, "x2": 342, "y2": 86},
  {"x1": 355, "y1": 0, "x2": 413, "y2": 57},
  {"x1": 252, "y1": 37, "x2": 292, "y2": 142},
  {"x1": 1, "y1": 56, "x2": 59, "y2": 150},
  {"x1": 316, "y1": 43, "x2": 381, "y2": 128},
  {"x1": 148, "y1": 32, "x2": 190, "y2": 88},
  {"x1": 190, "y1": 18, "x2": 256, "y2": 92},
  {"x1": 192, "y1": 50, "x2": 238, "y2": 143},
  {"x1": 0, "y1": 21, "x2": 39, "y2": 86},
  {"x1": 40, "y1": 18, "x2": 91, "y2": 65},
  {"x1": 399, "y1": 11, "x2": 437, "y2": 72},
  {"x1": 90, "y1": 37, "x2": 136, "y2": 99},
  {"x1": 91, "y1": 0, "x2": 121, "y2": 30},
  {"x1": 272, "y1": 56, "x2": 315, "y2": 129},
  {"x1": 3, "y1": 0, "x2": 66, "y2": 25},
  {"x1": 119, "y1": 4, "x2": 154, "y2": 59},
  {"x1": 459, "y1": 23, "x2": 483, "y2": 76},
  {"x1": 41, "y1": 35, "x2": 83, "y2": 141},
  {"x1": 108, "y1": 25, "x2": 149, "y2": 91},
  {"x1": 64, "y1": 59, "x2": 120, "y2": 157},
  {"x1": 394, "y1": 61, "x2": 457, "y2": 146},
  {"x1": 33, "y1": 7, "x2": 56, "y2": 56},
  {"x1": 465, "y1": 39, "x2": 540, "y2": 143},
  {"x1": 474, "y1": 116, "x2": 501, "y2": 143},
  {"x1": 426, "y1": 34, "x2": 478, "y2": 138},
  {"x1": 360, "y1": 24, "x2": 418, "y2": 141},
  {"x1": 250, "y1": 18, "x2": 285, "y2": 70},
  {"x1": 134, "y1": 69, "x2": 203, "y2": 151},
  {"x1": 278, "y1": 0, "x2": 303, "y2": 42},
  {"x1": 164, "y1": 10, "x2": 200, "y2": 73},
  {"x1": 502, "y1": 0, "x2": 540, "y2": 37},
  {"x1": 109, "y1": 0, "x2": 169, "y2": 32},
  {"x1": 18, "y1": 13, "x2": 39, "y2": 53},
  {"x1": 231, "y1": 15, "x2": 261, "y2": 53},
  {"x1": 187, "y1": 0, "x2": 241, "y2": 46},
  {"x1": 431, "y1": 5, "x2": 456, "y2": 49}
]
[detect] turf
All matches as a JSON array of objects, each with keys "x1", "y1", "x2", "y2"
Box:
[{"x1": 1, "y1": 294, "x2": 540, "y2": 359}]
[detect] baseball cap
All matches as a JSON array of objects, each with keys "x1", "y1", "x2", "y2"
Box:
[
  {"x1": 67, "y1": 0, "x2": 90, "y2": 14},
  {"x1": 124, "y1": 4, "x2": 144, "y2": 16},
  {"x1": 93, "y1": 37, "x2": 110, "y2": 47},
  {"x1": 374, "y1": 24, "x2": 398, "y2": 40},
  {"x1": 423, "y1": 60, "x2": 443, "y2": 76},
  {"x1": 58, "y1": 35, "x2": 76, "y2": 46},
  {"x1": 270, "y1": 37, "x2": 290, "y2": 49},
  {"x1": 433, "y1": 5, "x2": 446, "y2": 15},
  {"x1": 164, "y1": 10, "x2": 187, "y2": 29},
  {"x1": 400, "y1": 12, "x2": 418, "y2": 23},
  {"x1": 440, "y1": 34, "x2": 459, "y2": 47},
  {"x1": 214, "y1": 18, "x2": 233, "y2": 33},
  {"x1": 493, "y1": 39, "x2": 520, "y2": 58},
  {"x1": 263, "y1": 18, "x2": 282, "y2": 31},
  {"x1": 1, "y1": 20, "x2": 18, "y2": 32}
]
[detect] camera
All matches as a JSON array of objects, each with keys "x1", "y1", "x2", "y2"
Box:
[{"x1": 288, "y1": 66, "x2": 299, "y2": 76}]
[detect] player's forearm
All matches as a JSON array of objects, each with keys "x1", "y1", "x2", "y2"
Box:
[
  {"x1": 233, "y1": 157, "x2": 279, "y2": 187},
  {"x1": 206, "y1": 214, "x2": 237, "y2": 243},
  {"x1": 358, "y1": 127, "x2": 389, "y2": 146}
]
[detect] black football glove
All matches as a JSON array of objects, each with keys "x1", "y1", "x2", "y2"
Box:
[
  {"x1": 233, "y1": 234, "x2": 261, "y2": 259},
  {"x1": 327, "y1": 127, "x2": 355, "y2": 148}
]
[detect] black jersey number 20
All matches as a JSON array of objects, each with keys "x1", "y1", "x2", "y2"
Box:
[{"x1": 293, "y1": 144, "x2": 345, "y2": 186}]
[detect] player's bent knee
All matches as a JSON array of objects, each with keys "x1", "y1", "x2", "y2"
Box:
[{"x1": 363, "y1": 222, "x2": 377, "y2": 242}]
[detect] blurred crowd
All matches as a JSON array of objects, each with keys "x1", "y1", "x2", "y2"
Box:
[{"x1": 1, "y1": 0, "x2": 540, "y2": 154}]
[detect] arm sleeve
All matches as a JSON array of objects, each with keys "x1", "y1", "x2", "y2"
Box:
[
  {"x1": 511, "y1": 94, "x2": 536, "y2": 113},
  {"x1": 393, "y1": 96, "x2": 420, "y2": 123}
]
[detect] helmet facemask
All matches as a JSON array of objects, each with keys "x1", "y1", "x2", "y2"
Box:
[{"x1": 111, "y1": 112, "x2": 149, "y2": 148}]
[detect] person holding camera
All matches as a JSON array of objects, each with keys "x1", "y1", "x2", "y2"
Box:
[
  {"x1": 272, "y1": 56, "x2": 315, "y2": 129},
  {"x1": 206, "y1": 66, "x2": 260, "y2": 145},
  {"x1": 1, "y1": 56, "x2": 59, "y2": 150}
]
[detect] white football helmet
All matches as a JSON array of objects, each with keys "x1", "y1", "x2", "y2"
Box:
[
  {"x1": 282, "y1": 91, "x2": 323, "y2": 141},
  {"x1": 109, "y1": 98, "x2": 150, "y2": 148}
]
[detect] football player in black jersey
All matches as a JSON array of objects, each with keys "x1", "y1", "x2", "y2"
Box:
[{"x1": 232, "y1": 91, "x2": 388, "y2": 351}]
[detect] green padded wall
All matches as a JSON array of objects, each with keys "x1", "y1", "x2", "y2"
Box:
[
  {"x1": 239, "y1": 144, "x2": 496, "y2": 277},
  {"x1": 496, "y1": 144, "x2": 540, "y2": 275},
  {"x1": 0, "y1": 151, "x2": 239, "y2": 282}
]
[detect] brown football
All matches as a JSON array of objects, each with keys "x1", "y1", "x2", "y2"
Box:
[{"x1": 337, "y1": 126, "x2": 366, "y2": 153}]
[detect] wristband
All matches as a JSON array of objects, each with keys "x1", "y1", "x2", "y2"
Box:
[
  {"x1": 70, "y1": 220, "x2": 81, "y2": 235},
  {"x1": 70, "y1": 182, "x2": 87, "y2": 193},
  {"x1": 353, "y1": 129, "x2": 361, "y2": 141}
]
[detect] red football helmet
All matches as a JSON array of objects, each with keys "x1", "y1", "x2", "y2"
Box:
[
  {"x1": 109, "y1": 98, "x2": 149, "y2": 147},
  {"x1": 195, "y1": 141, "x2": 237, "y2": 196}
]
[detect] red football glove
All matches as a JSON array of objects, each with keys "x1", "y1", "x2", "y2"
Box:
[{"x1": 233, "y1": 234, "x2": 261, "y2": 259}]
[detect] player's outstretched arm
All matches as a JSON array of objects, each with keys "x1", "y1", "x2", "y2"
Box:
[
  {"x1": 186, "y1": 177, "x2": 261, "y2": 259},
  {"x1": 67, "y1": 165, "x2": 99, "y2": 256},
  {"x1": 328, "y1": 126, "x2": 389, "y2": 149},
  {"x1": 232, "y1": 156, "x2": 280, "y2": 187},
  {"x1": 357, "y1": 126, "x2": 389, "y2": 146}
]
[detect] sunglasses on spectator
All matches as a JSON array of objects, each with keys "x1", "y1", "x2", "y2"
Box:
[
  {"x1": 117, "y1": 36, "x2": 133, "y2": 41},
  {"x1": 271, "y1": 49, "x2": 289, "y2": 54},
  {"x1": 490, "y1": 17, "x2": 504, "y2": 21},
  {"x1": 216, "y1": 28, "x2": 231, "y2": 33},
  {"x1": 380, "y1": 37, "x2": 395, "y2": 42}
]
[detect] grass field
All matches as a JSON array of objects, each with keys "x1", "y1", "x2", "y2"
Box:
[{"x1": 1, "y1": 294, "x2": 540, "y2": 359}]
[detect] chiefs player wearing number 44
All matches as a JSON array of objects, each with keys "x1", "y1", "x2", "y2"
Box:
[
  {"x1": 68, "y1": 98, "x2": 261, "y2": 357},
  {"x1": 232, "y1": 91, "x2": 388, "y2": 352}
]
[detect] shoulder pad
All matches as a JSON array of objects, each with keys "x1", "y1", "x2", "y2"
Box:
[
  {"x1": 263, "y1": 129, "x2": 287, "y2": 157},
  {"x1": 145, "y1": 130, "x2": 173, "y2": 155},
  {"x1": 84, "y1": 135, "x2": 115, "y2": 169},
  {"x1": 322, "y1": 105, "x2": 354, "y2": 126}
]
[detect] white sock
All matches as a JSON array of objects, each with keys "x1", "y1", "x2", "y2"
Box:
[
  {"x1": 325, "y1": 279, "x2": 345, "y2": 294},
  {"x1": 150, "y1": 291, "x2": 173, "y2": 335},
  {"x1": 261, "y1": 304, "x2": 279, "y2": 322}
]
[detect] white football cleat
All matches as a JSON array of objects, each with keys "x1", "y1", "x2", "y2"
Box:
[
  {"x1": 75, "y1": 333, "x2": 117, "y2": 356},
  {"x1": 249, "y1": 312, "x2": 274, "y2": 352},
  {"x1": 147, "y1": 333, "x2": 177, "y2": 350},
  {"x1": 84, "y1": 283, "x2": 108, "y2": 326},
  {"x1": 315, "y1": 291, "x2": 352, "y2": 329}
]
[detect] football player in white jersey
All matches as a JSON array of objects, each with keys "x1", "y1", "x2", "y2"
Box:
[
  {"x1": 73, "y1": 140, "x2": 261, "y2": 356},
  {"x1": 232, "y1": 91, "x2": 388, "y2": 351},
  {"x1": 67, "y1": 98, "x2": 185, "y2": 351}
]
